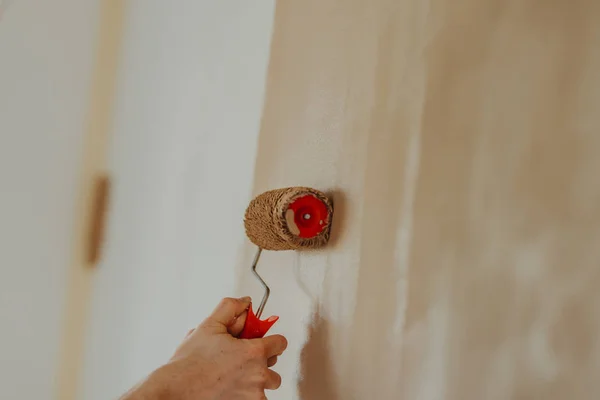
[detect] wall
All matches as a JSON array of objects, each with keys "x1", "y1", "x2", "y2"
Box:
[
  {"x1": 0, "y1": 1, "x2": 99, "y2": 399},
  {"x1": 80, "y1": 1, "x2": 275, "y2": 399},
  {"x1": 236, "y1": 0, "x2": 600, "y2": 399}
]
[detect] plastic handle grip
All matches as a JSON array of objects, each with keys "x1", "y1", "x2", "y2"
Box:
[{"x1": 239, "y1": 303, "x2": 279, "y2": 339}]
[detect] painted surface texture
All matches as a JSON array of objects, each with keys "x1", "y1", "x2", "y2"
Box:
[{"x1": 236, "y1": 0, "x2": 600, "y2": 399}]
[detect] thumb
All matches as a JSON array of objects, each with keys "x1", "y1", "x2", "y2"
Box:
[{"x1": 202, "y1": 297, "x2": 251, "y2": 334}]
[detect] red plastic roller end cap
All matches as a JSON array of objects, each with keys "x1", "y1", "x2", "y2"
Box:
[{"x1": 288, "y1": 195, "x2": 330, "y2": 238}]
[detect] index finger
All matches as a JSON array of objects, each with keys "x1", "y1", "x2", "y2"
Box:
[
  {"x1": 202, "y1": 297, "x2": 251, "y2": 334},
  {"x1": 260, "y1": 334, "x2": 288, "y2": 358}
]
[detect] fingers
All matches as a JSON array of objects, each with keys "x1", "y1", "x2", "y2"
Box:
[
  {"x1": 267, "y1": 356, "x2": 278, "y2": 368},
  {"x1": 264, "y1": 369, "x2": 282, "y2": 390},
  {"x1": 228, "y1": 309, "x2": 248, "y2": 337},
  {"x1": 260, "y1": 334, "x2": 288, "y2": 358},
  {"x1": 203, "y1": 297, "x2": 251, "y2": 333}
]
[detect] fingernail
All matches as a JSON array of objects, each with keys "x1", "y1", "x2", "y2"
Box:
[{"x1": 239, "y1": 296, "x2": 251, "y2": 303}]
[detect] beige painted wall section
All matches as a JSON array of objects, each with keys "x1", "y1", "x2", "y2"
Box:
[
  {"x1": 56, "y1": 2, "x2": 125, "y2": 400},
  {"x1": 237, "y1": 0, "x2": 600, "y2": 399}
]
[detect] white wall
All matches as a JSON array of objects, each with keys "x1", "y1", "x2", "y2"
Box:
[
  {"x1": 80, "y1": 2, "x2": 275, "y2": 399},
  {"x1": 0, "y1": 1, "x2": 99, "y2": 399}
]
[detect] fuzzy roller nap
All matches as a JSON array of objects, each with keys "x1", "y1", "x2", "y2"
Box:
[
  {"x1": 244, "y1": 187, "x2": 333, "y2": 251},
  {"x1": 239, "y1": 187, "x2": 333, "y2": 340}
]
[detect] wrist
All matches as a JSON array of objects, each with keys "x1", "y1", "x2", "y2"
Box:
[{"x1": 120, "y1": 365, "x2": 174, "y2": 400}]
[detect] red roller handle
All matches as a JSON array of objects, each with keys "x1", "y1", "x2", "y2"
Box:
[{"x1": 239, "y1": 303, "x2": 279, "y2": 339}]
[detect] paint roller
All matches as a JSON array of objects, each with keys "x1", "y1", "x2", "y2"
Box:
[{"x1": 239, "y1": 187, "x2": 334, "y2": 339}]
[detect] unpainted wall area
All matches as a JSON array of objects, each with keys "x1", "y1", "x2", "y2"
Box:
[
  {"x1": 80, "y1": 1, "x2": 276, "y2": 399},
  {"x1": 236, "y1": 0, "x2": 600, "y2": 399}
]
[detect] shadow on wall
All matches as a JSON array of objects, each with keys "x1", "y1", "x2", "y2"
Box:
[
  {"x1": 298, "y1": 307, "x2": 340, "y2": 400},
  {"x1": 325, "y1": 189, "x2": 348, "y2": 250}
]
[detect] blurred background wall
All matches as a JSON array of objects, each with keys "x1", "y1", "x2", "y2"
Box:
[
  {"x1": 79, "y1": 1, "x2": 275, "y2": 399},
  {"x1": 0, "y1": 1, "x2": 99, "y2": 399},
  {"x1": 0, "y1": 1, "x2": 275, "y2": 399}
]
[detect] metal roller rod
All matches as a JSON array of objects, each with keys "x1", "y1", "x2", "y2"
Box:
[{"x1": 251, "y1": 247, "x2": 269, "y2": 318}]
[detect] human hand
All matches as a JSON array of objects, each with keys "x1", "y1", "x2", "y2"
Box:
[{"x1": 120, "y1": 297, "x2": 288, "y2": 400}]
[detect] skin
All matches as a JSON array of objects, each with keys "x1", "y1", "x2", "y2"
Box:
[{"x1": 120, "y1": 297, "x2": 288, "y2": 400}]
